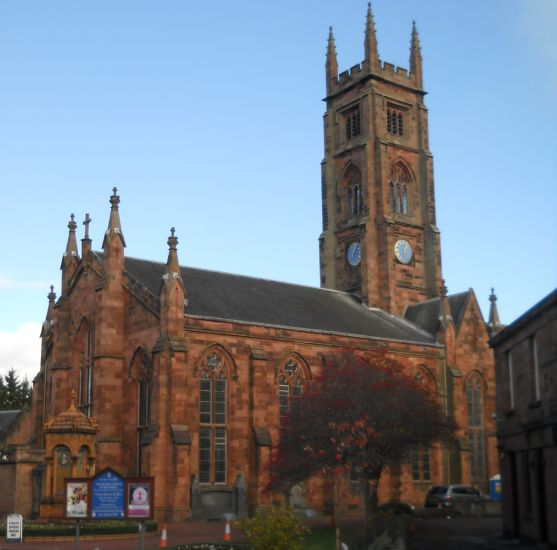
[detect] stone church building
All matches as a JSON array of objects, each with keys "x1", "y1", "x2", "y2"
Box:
[{"x1": 0, "y1": 6, "x2": 500, "y2": 521}]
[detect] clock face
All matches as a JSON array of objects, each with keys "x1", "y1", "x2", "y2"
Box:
[
  {"x1": 346, "y1": 241, "x2": 362, "y2": 267},
  {"x1": 394, "y1": 239, "x2": 413, "y2": 264}
]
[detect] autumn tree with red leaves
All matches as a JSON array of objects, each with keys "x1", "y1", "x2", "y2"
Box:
[{"x1": 268, "y1": 349, "x2": 455, "y2": 532}]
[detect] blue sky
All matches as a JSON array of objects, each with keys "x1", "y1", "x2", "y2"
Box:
[{"x1": 0, "y1": 0, "x2": 556, "y2": 381}]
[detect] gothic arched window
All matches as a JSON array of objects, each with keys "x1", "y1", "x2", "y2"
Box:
[
  {"x1": 389, "y1": 163, "x2": 411, "y2": 215},
  {"x1": 345, "y1": 106, "x2": 361, "y2": 140},
  {"x1": 54, "y1": 445, "x2": 72, "y2": 496},
  {"x1": 387, "y1": 107, "x2": 404, "y2": 136},
  {"x1": 415, "y1": 366, "x2": 437, "y2": 394},
  {"x1": 131, "y1": 349, "x2": 152, "y2": 476},
  {"x1": 411, "y1": 366, "x2": 436, "y2": 481},
  {"x1": 76, "y1": 445, "x2": 89, "y2": 477},
  {"x1": 77, "y1": 320, "x2": 94, "y2": 417},
  {"x1": 278, "y1": 357, "x2": 307, "y2": 428},
  {"x1": 466, "y1": 374, "x2": 486, "y2": 482},
  {"x1": 342, "y1": 164, "x2": 363, "y2": 218},
  {"x1": 198, "y1": 349, "x2": 229, "y2": 484},
  {"x1": 137, "y1": 355, "x2": 152, "y2": 430}
]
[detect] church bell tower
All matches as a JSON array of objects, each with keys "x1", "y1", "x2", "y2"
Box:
[{"x1": 319, "y1": 4, "x2": 443, "y2": 315}]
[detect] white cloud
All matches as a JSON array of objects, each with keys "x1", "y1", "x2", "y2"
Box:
[
  {"x1": 0, "y1": 274, "x2": 48, "y2": 290},
  {"x1": 0, "y1": 323, "x2": 42, "y2": 383}
]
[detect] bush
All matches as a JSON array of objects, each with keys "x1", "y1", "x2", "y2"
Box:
[{"x1": 237, "y1": 506, "x2": 309, "y2": 550}]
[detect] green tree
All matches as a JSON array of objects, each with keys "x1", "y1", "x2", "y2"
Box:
[{"x1": 0, "y1": 369, "x2": 32, "y2": 409}]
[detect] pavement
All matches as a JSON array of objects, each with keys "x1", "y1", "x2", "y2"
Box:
[
  {"x1": 2, "y1": 514, "x2": 544, "y2": 550},
  {"x1": 408, "y1": 516, "x2": 541, "y2": 550}
]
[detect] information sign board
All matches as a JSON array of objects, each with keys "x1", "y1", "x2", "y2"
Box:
[
  {"x1": 66, "y1": 480, "x2": 89, "y2": 518},
  {"x1": 91, "y1": 468, "x2": 125, "y2": 519},
  {"x1": 126, "y1": 478, "x2": 154, "y2": 519},
  {"x1": 6, "y1": 513, "x2": 23, "y2": 542}
]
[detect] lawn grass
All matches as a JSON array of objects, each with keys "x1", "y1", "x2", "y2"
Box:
[{"x1": 303, "y1": 526, "x2": 362, "y2": 550}]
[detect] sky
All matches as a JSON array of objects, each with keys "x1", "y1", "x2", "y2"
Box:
[{"x1": 0, "y1": 0, "x2": 555, "y2": 382}]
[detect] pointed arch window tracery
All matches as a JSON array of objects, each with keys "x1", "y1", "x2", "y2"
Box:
[
  {"x1": 198, "y1": 349, "x2": 230, "y2": 484},
  {"x1": 466, "y1": 374, "x2": 486, "y2": 482},
  {"x1": 411, "y1": 366, "x2": 436, "y2": 481},
  {"x1": 77, "y1": 321, "x2": 94, "y2": 417},
  {"x1": 341, "y1": 164, "x2": 364, "y2": 219},
  {"x1": 278, "y1": 357, "x2": 307, "y2": 428},
  {"x1": 131, "y1": 349, "x2": 152, "y2": 476},
  {"x1": 137, "y1": 354, "x2": 152, "y2": 430},
  {"x1": 389, "y1": 163, "x2": 411, "y2": 215}
]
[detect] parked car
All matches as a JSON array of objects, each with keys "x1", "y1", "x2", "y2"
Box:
[{"x1": 424, "y1": 484, "x2": 480, "y2": 508}]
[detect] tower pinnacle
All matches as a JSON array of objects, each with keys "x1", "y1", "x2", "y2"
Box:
[
  {"x1": 160, "y1": 227, "x2": 186, "y2": 337},
  {"x1": 103, "y1": 187, "x2": 126, "y2": 248},
  {"x1": 410, "y1": 20, "x2": 423, "y2": 89},
  {"x1": 46, "y1": 285, "x2": 56, "y2": 320},
  {"x1": 438, "y1": 280, "x2": 453, "y2": 325},
  {"x1": 61, "y1": 214, "x2": 80, "y2": 293},
  {"x1": 165, "y1": 227, "x2": 182, "y2": 281},
  {"x1": 326, "y1": 26, "x2": 338, "y2": 95},
  {"x1": 64, "y1": 214, "x2": 78, "y2": 258},
  {"x1": 364, "y1": 2, "x2": 380, "y2": 72},
  {"x1": 488, "y1": 288, "x2": 502, "y2": 335}
]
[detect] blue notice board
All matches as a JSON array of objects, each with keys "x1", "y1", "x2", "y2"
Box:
[{"x1": 91, "y1": 468, "x2": 125, "y2": 519}]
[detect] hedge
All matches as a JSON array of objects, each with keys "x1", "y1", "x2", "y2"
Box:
[{"x1": 0, "y1": 520, "x2": 157, "y2": 538}]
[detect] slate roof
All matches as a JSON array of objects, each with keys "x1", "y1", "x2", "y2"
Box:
[
  {"x1": 122, "y1": 256, "x2": 437, "y2": 346},
  {"x1": 0, "y1": 410, "x2": 21, "y2": 441},
  {"x1": 404, "y1": 291, "x2": 472, "y2": 335}
]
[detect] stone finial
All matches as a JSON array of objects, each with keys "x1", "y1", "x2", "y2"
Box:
[
  {"x1": 48, "y1": 285, "x2": 56, "y2": 303},
  {"x1": 81, "y1": 213, "x2": 92, "y2": 258},
  {"x1": 440, "y1": 279, "x2": 448, "y2": 297},
  {"x1": 364, "y1": 2, "x2": 380, "y2": 72},
  {"x1": 83, "y1": 213, "x2": 92, "y2": 240}
]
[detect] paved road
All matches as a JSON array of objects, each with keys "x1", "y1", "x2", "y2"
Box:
[{"x1": 408, "y1": 516, "x2": 539, "y2": 550}]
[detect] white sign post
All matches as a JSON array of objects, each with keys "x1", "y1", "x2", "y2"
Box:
[{"x1": 6, "y1": 513, "x2": 23, "y2": 543}]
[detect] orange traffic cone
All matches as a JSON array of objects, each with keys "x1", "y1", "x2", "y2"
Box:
[
  {"x1": 159, "y1": 523, "x2": 168, "y2": 548},
  {"x1": 224, "y1": 519, "x2": 232, "y2": 542}
]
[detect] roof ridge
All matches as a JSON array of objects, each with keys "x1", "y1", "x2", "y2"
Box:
[{"x1": 405, "y1": 290, "x2": 470, "y2": 309}]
